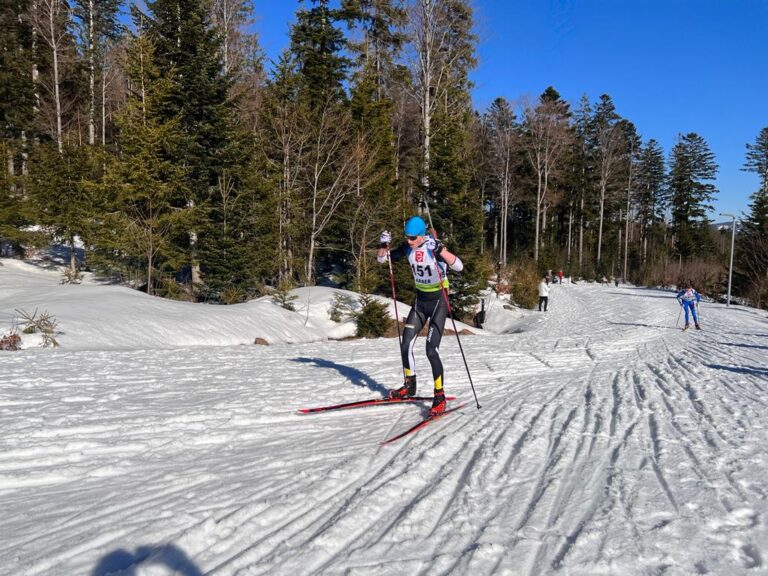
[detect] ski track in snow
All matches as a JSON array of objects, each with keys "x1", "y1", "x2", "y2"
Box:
[{"x1": 2, "y1": 285, "x2": 768, "y2": 575}]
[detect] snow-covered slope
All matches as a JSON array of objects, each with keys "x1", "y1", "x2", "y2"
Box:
[{"x1": 1, "y1": 259, "x2": 767, "y2": 575}]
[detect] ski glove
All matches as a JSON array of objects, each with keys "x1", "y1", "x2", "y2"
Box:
[
  {"x1": 379, "y1": 230, "x2": 391, "y2": 247},
  {"x1": 423, "y1": 237, "x2": 443, "y2": 257}
]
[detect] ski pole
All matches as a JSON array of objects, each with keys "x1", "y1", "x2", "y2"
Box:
[
  {"x1": 422, "y1": 199, "x2": 481, "y2": 409},
  {"x1": 386, "y1": 247, "x2": 403, "y2": 347},
  {"x1": 675, "y1": 302, "x2": 682, "y2": 328}
]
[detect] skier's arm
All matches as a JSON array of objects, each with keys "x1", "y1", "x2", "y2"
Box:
[
  {"x1": 377, "y1": 230, "x2": 392, "y2": 263},
  {"x1": 377, "y1": 240, "x2": 407, "y2": 264},
  {"x1": 422, "y1": 236, "x2": 463, "y2": 272},
  {"x1": 438, "y1": 247, "x2": 464, "y2": 272}
]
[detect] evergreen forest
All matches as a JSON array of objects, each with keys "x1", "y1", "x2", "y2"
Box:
[{"x1": 2, "y1": 0, "x2": 767, "y2": 311}]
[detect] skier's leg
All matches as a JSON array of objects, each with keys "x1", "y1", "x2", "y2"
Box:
[
  {"x1": 425, "y1": 299, "x2": 447, "y2": 387},
  {"x1": 425, "y1": 297, "x2": 448, "y2": 415},
  {"x1": 683, "y1": 301, "x2": 691, "y2": 325},
  {"x1": 391, "y1": 306, "x2": 425, "y2": 397}
]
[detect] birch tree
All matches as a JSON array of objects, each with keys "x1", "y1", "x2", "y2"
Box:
[
  {"x1": 32, "y1": 0, "x2": 72, "y2": 152},
  {"x1": 621, "y1": 121, "x2": 639, "y2": 279},
  {"x1": 72, "y1": 0, "x2": 120, "y2": 145},
  {"x1": 405, "y1": 0, "x2": 474, "y2": 196},
  {"x1": 592, "y1": 94, "x2": 624, "y2": 265},
  {"x1": 522, "y1": 87, "x2": 572, "y2": 261},
  {"x1": 487, "y1": 97, "x2": 516, "y2": 265},
  {"x1": 301, "y1": 102, "x2": 367, "y2": 284}
]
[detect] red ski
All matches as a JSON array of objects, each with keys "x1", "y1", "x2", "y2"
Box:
[
  {"x1": 381, "y1": 402, "x2": 468, "y2": 445},
  {"x1": 298, "y1": 395, "x2": 456, "y2": 414}
]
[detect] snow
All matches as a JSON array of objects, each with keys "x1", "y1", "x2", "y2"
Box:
[{"x1": 1, "y1": 258, "x2": 768, "y2": 575}]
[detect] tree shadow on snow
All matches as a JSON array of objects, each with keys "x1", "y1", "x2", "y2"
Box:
[
  {"x1": 608, "y1": 321, "x2": 680, "y2": 330},
  {"x1": 91, "y1": 543, "x2": 201, "y2": 576},
  {"x1": 605, "y1": 291, "x2": 676, "y2": 300},
  {"x1": 717, "y1": 341, "x2": 768, "y2": 351},
  {"x1": 705, "y1": 364, "x2": 768, "y2": 377},
  {"x1": 292, "y1": 357, "x2": 389, "y2": 397}
]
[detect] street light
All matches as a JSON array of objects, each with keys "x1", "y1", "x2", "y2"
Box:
[{"x1": 720, "y1": 212, "x2": 738, "y2": 307}]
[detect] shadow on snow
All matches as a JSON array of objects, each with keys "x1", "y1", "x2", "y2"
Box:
[
  {"x1": 717, "y1": 341, "x2": 768, "y2": 351},
  {"x1": 92, "y1": 543, "x2": 200, "y2": 576},
  {"x1": 292, "y1": 357, "x2": 390, "y2": 397},
  {"x1": 705, "y1": 364, "x2": 768, "y2": 377},
  {"x1": 608, "y1": 321, "x2": 681, "y2": 330}
]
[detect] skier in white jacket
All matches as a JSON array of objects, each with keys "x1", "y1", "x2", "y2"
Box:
[{"x1": 538, "y1": 277, "x2": 550, "y2": 311}]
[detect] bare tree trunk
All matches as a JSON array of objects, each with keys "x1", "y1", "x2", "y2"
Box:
[
  {"x1": 87, "y1": 0, "x2": 95, "y2": 145},
  {"x1": 623, "y1": 190, "x2": 630, "y2": 279},
  {"x1": 69, "y1": 234, "x2": 77, "y2": 276},
  {"x1": 567, "y1": 201, "x2": 573, "y2": 262},
  {"x1": 578, "y1": 193, "x2": 584, "y2": 269},
  {"x1": 534, "y1": 166, "x2": 542, "y2": 261},
  {"x1": 597, "y1": 180, "x2": 606, "y2": 263},
  {"x1": 42, "y1": 0, "x2": 65, "y2": 153},
  {"x1": 101, "y1": 68, "x2": 107, "y2": 145}
]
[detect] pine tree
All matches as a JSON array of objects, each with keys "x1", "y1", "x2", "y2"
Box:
[
  {"x1": 0, "y1": 0, "x2": 38, "y2": 252},
  {"x1": 735, "y1": 127, "x2": 768, "y2": 308},
  {"x1": 343, "y1": 62, "x2": 400, "y2": 293},
  {"x1": 742, "y1": 126, "x2": 768, "y2": 217},
  {"x1": 100, "y1": 26, "x2": 192, "y2": 296},
  {"x1": 634, "y1": 139, "x2": 666, "y2": 263},
  {"x1": 668, "y1": 132, "x2": 718, "y2": 259},
  {"x1": 290, "y1": 0, "x2": 350, "y2": 110},
  {"x1": 27, "y1": 142, "x2": 102, "y2": 275},
  {"x1": 147, "y1": 0, "x2": 250, "y2": 297},
  {"x1": 335, "y1": 0, "x2": 404, "y2": 292},
  {"x1": 258, "y1": 52, "x2": 310, "y2": 286}
]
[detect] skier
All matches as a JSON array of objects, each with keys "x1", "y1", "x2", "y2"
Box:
[
  {"x1": 538, "y1": 276, "x2": 550, "y2": 311},
  {"x1": 676, "y1": 281, "x2": 702, "y2": 330},
  {"x1": 377, "y1": 216, "x2": 464, "y2": 416}
]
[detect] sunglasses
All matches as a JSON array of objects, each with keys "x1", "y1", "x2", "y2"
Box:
[{"x1": 406, "y1": 235, "x2": 420, "y2": 241}]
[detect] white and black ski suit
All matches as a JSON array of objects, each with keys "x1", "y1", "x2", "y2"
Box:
[{"x1": 378, "y1": 237, "x2": 463, "y2": 392}]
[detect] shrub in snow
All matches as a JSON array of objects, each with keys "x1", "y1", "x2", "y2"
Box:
[
  {"x1": 17, "y1": 308, "x2": 60, "y2": 348},
  {"x1": 272, "y1": 283, "x2": 298, "y2": 311},
  {"x1": 496, "y1": 260, "x2": 539, "y2": 310},
  {"x1": 353, "y1": 295, "x2": 391, "y2": 338},
  {"x1": 220, "y1": 286, "x2": 247, "y2": 304},
  {"x1": 329, "y1": 293, "x2": 356, "y2": 322},
  {"x1": 0, "y1": 332, "x2": 21, "y2": 351},
  {"x1": 60, "y1": 268, "x2": 82, "y2": 284}
]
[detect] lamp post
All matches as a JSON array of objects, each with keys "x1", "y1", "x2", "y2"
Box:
[{"x1": 720, "y1": 212, "x2": 738, "y2": 307}]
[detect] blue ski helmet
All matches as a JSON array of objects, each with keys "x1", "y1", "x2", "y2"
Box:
[{"x1": 404, "y1": 216, "x2": 427, "y2": 237}]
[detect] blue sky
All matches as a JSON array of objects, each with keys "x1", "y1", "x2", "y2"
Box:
[{"x1": 253, "y1": 0, "x2": 768, "y2": 220}]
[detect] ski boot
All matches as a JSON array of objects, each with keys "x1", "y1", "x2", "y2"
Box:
[
  {"x1": 389, "y1": 375, "x2": 417, "y2": 399},
  {"x1": 695, "y1": 323, "x2": 702, "y2": 330},
  {"x1": 682, "y1": 323, "x2": 690, "y2": 331},
  {"x1": 429, "y1": 390, "x2": 446, "y2": 416}
]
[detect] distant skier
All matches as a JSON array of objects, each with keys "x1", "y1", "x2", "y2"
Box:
[
  {"x1": 377, "y1": 216, "x2": 464, "y2": 416},
  {"x1": 538, "y1": 276, "x2": 550, "y2": 311},
  {"x1": 676, "y1": 281, "x2": 702, "y2": 330}
]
